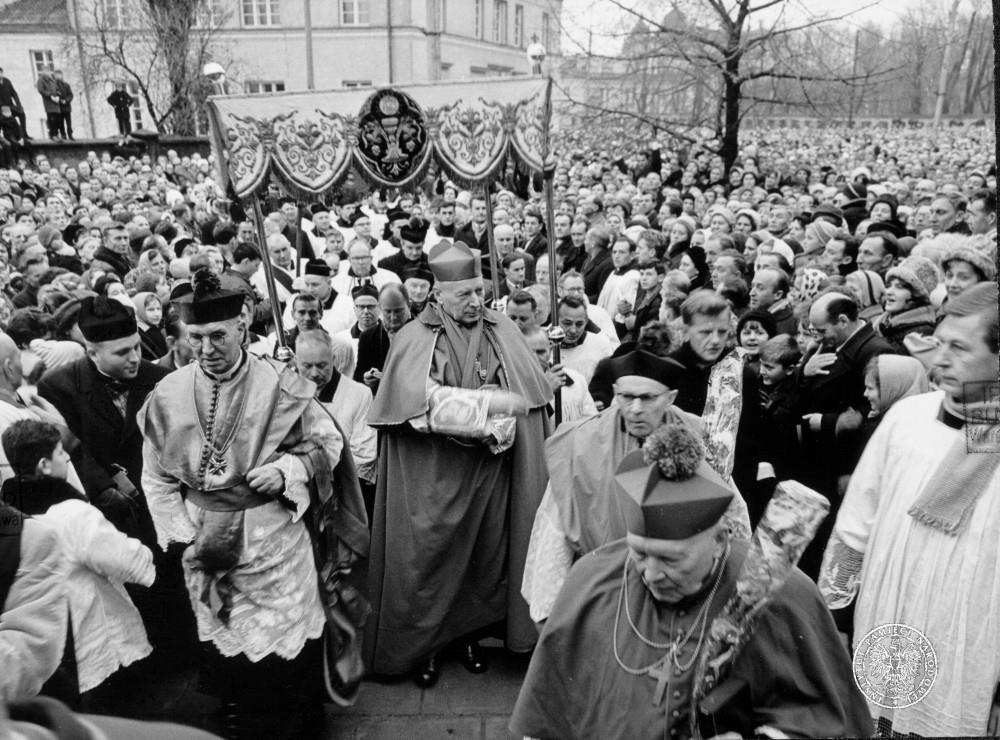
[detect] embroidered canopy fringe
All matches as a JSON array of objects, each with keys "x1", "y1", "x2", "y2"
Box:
[{"x1": 206, "y1": 78, "x2": 549, "y2": 198}]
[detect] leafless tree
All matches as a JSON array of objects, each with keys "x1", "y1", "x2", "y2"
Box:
[
  {"x1": 71, "y1": 0, "x2": 231, "y2": 135},
  {"x1": 555, "y1": 0, "x2": 899, "y2": 167}
]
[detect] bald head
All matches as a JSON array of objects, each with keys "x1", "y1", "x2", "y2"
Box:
[
  {"x1": 494, "y1": 224, "x2": 516, "y2": 257},
  {"x1": 808, "y1": 291, "x2": 859, "y2": 348},
  {"x1": 0, "y1": 332, "x2": 23, "y2": 390}
]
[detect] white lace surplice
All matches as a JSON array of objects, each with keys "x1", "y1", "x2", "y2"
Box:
[
  {"x1": 821, "y1": 392, "x2": 1000, "y2": 736},
  {"x1": 142, "y1": 397, "x2": 342, "y2": 662}
]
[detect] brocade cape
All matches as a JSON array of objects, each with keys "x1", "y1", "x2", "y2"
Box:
[{"x1": 511, "y1": 539, "x2": 872, "y2": 740}]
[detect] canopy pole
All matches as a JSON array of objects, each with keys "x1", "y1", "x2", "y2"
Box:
[
  {"x1": 482, "y1": 182, "x2": 502, "y2": 309},
  {"x1": 250, "y1": 197, "x2": 292, "y2": 361},
  {"x1": 540, "y1": 76, "x2": 562, "y2": 425}
]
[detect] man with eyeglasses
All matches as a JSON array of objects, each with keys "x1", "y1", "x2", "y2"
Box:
[
  {"x1": 333, "y1": 284, "x2": 381, "y2": 377},
  {"x1": 794, "y1": 291, "x2": 893, "y2": 578},
  {"x1": 355, "y1": 283, "x2": 411, "y2": 393},
  {"x1": 328, "y1": 239, "x2": 401, "y2": 334},
  {"x1": 138, "y1": 269, "x2": 368, "y2": 735},
  {"x1": 366, "y1": 240, "x2": 551, "y2": 689},
  {"x1": 522, "y1": 349, "x2": 749, "y2": 623}
]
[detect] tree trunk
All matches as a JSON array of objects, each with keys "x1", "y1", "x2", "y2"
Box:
[{"x1": 720, "y1": 45, "x2": 742, "y2": 171}]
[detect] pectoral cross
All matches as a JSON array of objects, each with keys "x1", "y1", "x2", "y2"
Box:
[{"x1": 648, "y1": 663, "x2": 671, "y2": 706}]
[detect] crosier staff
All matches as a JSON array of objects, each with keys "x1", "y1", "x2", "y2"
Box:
[
  {"x1": 539, "y1": 74, "x2": 562, "y2": 425},
  {"x1": 250, "y1": 197, "x2": 292, "y2": 362}
]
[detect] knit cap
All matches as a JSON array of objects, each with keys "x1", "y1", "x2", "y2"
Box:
[
  {"x1": 886, "y1": 256, "x2": 940, "y2": 302},
  {"x1": 941, "y1": 244, "x2": 997, "y2": 281}
]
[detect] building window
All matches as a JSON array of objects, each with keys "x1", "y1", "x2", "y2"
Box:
[
  {"x1": 343, "y1": 80, "x2": 372, "y2": 88},
  {"x1": 340, "y1": 0, "x2": 369, "y2": 26},
  {"x1": 29, "y1": 50, "x2": 55, "y2": 80},
  {"x1": 99, "y1": 0, "x2": 133, "y2": 29},
  {"x1": 474, "y1": 0, "x2": 483, "y2": 39},
  {"x1": 541, "y1": 13, "x2": 551, "y2": 50},
  {"x1": 513, "y1": 5, "x2": 523, "y2": 48},
  {"x1": 242, "y1": 0, "x2": 279, "y2": 26},
  {"x1": 194, "y1": 0, "x2": 224, "y2": 27},
  {"x1": 492, "y1": 0, "x2": 508, "y2": 44},
  {"x1": 245, "y1": 80, "x2": 285, "y2": 93},
  {"x1": 440, "y1": 0, "x2": 447, "y2": 32}
]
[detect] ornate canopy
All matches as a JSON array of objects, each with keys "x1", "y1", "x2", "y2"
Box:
[{"x1": 206, "y1": 77, "x2": 552, "y2": 198}]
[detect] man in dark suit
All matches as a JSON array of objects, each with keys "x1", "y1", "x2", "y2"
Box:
[
  {"x1": 0, "y1": 67, "x2": 30, "y2": 139},
  {"x1": 521, "y1": 207, "x2": 548, "y2": 263},
  {"x1": 794, "y1": 291, "x2": 894, "y2": 577},
  {"x1": 580, "y1": 226, "x2": 614, "y2": 304},
  {"x1": 38, "y1": 297, "x2": 193, "y2": 659},
  {"x1": 454, "y1": 194, "x2": 490, "y2": 254}
]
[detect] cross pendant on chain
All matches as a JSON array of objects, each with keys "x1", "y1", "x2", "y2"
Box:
[{"x1": 648, "y1": 662, "x2": 671, "y2": 706}]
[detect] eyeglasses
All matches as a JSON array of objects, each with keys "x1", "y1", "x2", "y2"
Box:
[
  {"x1": 186, "y1": 330, "x2": 231, "y2": 348},
  {"x1": 615, "y1": 391, "x2": 667, "y2": 405}
]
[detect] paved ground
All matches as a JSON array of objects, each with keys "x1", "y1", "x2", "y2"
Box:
[{"x1": 110, "y1": 646, "x2": 529, "y2": 739}]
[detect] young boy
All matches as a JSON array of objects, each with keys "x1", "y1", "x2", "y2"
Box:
[
  {"x1": 750, "y1": 334, "x2": 802, "y2": 526},
  {"x1": 1, "y1": 419, "x2": 154, "y2": 700}
]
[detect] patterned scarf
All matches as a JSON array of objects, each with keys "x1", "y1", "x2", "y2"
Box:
[{"x1": 907, "y1": 397, "x2": 1000, "y2": 535}]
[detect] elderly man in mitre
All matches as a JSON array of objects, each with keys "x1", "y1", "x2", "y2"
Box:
[
  {"x1": 511, "y1": 436, "x2": 872, "y2": 740},
  {"x1": 522, "y1": 349, "x2": 751, "y2": 623},
  {"x1": 366, "y1": 239, "x2": 552, "y2": 687},
  {"x1": 138, "y1": 269, "x2": 369, "y2": 739}
]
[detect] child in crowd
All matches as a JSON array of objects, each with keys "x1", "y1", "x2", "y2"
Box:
[
  {"x1": 751, "y1": 334, "x2": 802, "y2": 526},
  {"x1": 859, "y1": 354, "x2": 930, "y2": 448},
  {"x1": 735, "y1": 308, "x2": 778, "y2": 373},
  {"x1": 0, "y1": 419, "x2": 154, "y2": 700},
  {"x1": 132, "y1": 291, "x2": 167, "y2": 361}
]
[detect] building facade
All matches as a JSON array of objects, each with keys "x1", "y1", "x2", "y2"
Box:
[{"x1": 0, "y1": 0, "x2": 562, "y2": 139}]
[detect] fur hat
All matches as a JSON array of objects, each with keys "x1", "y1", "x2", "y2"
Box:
[
  {"x1": 941, "y1": 244, "x2": 997, "y2": 281},
  {"x1": 886, "y1": 256, "x2": 940, "y2": 302}
]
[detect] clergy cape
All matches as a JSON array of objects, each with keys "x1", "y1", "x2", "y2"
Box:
[
  {"x1": 545, "y1": 405, "x2": 706, "y2": 556},
  {"x1": 365, "y1": 305, "x2": 552, "y2": 673},
  {"x1": 510, "y1": 539, "x2": 872, "y2": 740}
]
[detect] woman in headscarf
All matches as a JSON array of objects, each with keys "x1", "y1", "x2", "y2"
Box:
[
  {"x1": 132, "y1": 291, "x2": 167, "y2": 361},
  {"x1": 844, "y1": 269, "x2": 886, "y2": 322},
  {"x1": 791, "y1": 267, "x2": 829, "y2": 305}
]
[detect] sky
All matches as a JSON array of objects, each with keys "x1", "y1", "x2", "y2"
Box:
[{"x1": 558, "y1": 0, "x2": 924, "y2": 56}]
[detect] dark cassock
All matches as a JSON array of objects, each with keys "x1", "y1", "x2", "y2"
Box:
[
  {"x1": 511, "y1": 435, "x2": 872, "y2": 740},
  {"x1": 365, "y1": 239, "x2": 552, "y2": 679}
]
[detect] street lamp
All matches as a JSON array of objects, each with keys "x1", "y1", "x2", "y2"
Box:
[{"x1": 526, "y1": 40, "x2": 546, "y2": 76}]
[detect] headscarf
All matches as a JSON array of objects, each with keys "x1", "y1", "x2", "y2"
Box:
[
  {"x1": 805, "y1": 220, "x2": 839, "y2": 249},
  {"x1": 793, "y1": 268, "x2": 827, "y2": 303},
  {"x1": 131, "y1": 291, "x2": 160, "y2": 326},
  {"x1": 869, "y1": 355, "x2": 929, "y2": 415},
  {"x1": 845, "y1": 269, "x2": 885, "y2": 309}
]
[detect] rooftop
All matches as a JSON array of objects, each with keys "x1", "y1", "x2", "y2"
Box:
[{"x1": 0, "y1": 0, "x2": 70, "y2": 33}]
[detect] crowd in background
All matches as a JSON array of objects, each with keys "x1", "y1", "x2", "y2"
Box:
[{"x1": 0, "y1": 118, "x2": 996, "y2": 736}]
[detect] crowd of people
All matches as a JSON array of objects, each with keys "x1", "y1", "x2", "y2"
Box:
[{"x1": 0, "y1": 118, "x2": 997, "y2": 740}]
